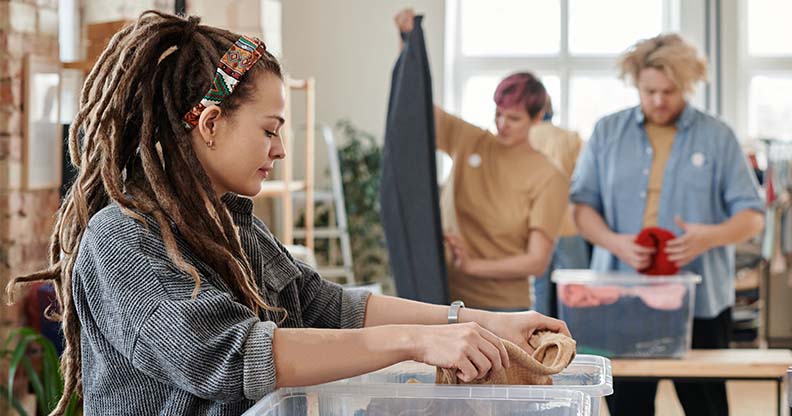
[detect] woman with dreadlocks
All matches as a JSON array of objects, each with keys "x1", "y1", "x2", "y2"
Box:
[{"x1": 8, "y1": 11, "x2": 569, "y2": 415}]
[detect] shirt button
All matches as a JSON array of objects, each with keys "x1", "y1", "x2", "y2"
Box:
[
  {"x1": 640, "y1": 191, "x2": 646, "y2": 198},
  {"x1": 646, "y1": 147, "x2": 652, "y2": 155}
]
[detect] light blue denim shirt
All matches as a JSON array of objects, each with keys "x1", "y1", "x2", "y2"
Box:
[{"x1": 570, "y1": 104, "x2": 764, "y2": 318}]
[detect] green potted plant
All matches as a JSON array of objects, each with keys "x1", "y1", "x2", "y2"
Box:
[
  {"x1": 0, "y1": 327, "x2": 80, "y2": 416},
  {"x1": 335, "y1": 119, "x2": 391, "y2": 289}
]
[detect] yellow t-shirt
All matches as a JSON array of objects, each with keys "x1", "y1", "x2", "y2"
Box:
[
  {"x1": 643, "y1": 122, "x2": 677, "y2": 227},
  {"x1": 529, "y1": 122, "x2": 583, "y2": 237},
  {"x1": 436, "y1": 110, "x2": 569, "y2": 309}
]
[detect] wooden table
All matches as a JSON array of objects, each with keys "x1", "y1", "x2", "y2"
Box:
[{"x1": 612, "y1": 349, "x2": 792, "y2": 416}]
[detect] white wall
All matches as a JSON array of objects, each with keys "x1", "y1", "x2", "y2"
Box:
[
  {"x1": 281, "y1": 0, "x2": 446, "y2": 143},
  {"x1": 187, "y1": 0, "x2": 283, "y2": 56},
  {"x1": 280, "y1": 0, "x2": 446, "y2": 188}
]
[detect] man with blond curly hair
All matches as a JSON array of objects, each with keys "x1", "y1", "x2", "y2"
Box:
[{"x1": 571, "y1": 33, "x2": 764, "y2": 415}]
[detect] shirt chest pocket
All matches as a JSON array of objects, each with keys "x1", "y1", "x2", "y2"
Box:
[
  {"x1": 260, "y1": 253, "x2": 302, "y2": 293},
  {"x1": 679, "y1": 152, "x2": 715, "y2": 191}
]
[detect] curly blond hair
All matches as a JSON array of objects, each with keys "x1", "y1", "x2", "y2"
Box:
[{"x1": 618, "y1": 33, "x2": 708, "y2": 95}]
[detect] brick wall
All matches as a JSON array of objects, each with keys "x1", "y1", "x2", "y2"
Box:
[{"x1": 0, "y1": 0, "x2": 62, "y2": 396}]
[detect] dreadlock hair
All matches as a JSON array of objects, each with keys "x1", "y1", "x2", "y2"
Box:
[{"x1": 5, "y1": 10, "x2": 286, "y2": 415}]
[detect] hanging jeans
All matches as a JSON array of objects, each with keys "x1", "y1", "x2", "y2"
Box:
[{"x1": 380, "y1": 15, "x2": 448, "y2": 304}]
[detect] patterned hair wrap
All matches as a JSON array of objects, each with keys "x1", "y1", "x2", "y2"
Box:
[{"x1": 182, "y1": 36, "x2": 267, "y2": 129}]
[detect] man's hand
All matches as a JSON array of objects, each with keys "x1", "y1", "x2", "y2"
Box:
[
  {"x1": 665, "y1": 216, "x2": 716, "y2": 267},
  {"x1": 610, "y1": 233, "x2": 655, "y2": 270}
]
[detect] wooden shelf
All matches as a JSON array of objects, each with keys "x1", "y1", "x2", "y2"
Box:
[
  {"x1": 286, "y1": 78, "x2": 308, "y2": 89},
  {"x1": 256, "y1": 180, "x2": 306, "y2": 197},
  {"x1": 612, "y1": 349, "x2": 792, "y2": 379}
]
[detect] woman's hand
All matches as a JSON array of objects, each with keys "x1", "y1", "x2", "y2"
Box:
[
  {"x1": 445, "y1": 233, "x2": 476, "y2": 274},
  {"x1": 394, "y1": 8, "x2": 416, "y2": 34},
  {"x1": 410, "y1": 322, "x2": 509, "y2": 382},
  {"x1": 478, "y1": 310, "x2": 571, "y2": 353}
]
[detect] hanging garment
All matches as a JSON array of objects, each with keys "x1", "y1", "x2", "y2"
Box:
[
  {"x1": 781, "y1": 205, "x2": 792, "y2": 255},
  {"x1": 436, "y1": 331, "x2": 576, "y2": 386},
  {"x1": 380, "y1": 15, "x2": 448, "y2": 303}
]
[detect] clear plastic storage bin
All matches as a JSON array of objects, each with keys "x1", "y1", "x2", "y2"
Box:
[
  {"x1": 244, "y1": 384, "x2": 590, "y2": 416},
  {"x1": 334, "y1": 354, "x2": 612, "y2": 416},
  {"x1": 552, "y1": 269, "x2": 701, "y2": 358},
  {"x1": 787, "y1": 366, "x2": 791, "y2": 410}
]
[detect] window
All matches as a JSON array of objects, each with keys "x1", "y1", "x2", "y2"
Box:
[
  {"x1": 747, "y1": 76, "x2": 792, "y2": 141},
  {"x1": 460, "y1": 1, "x2": 560, "y2": 56},
  {"x1": 743, "y1": 0, "x2": 792, "y2": 141},
  {"x1": 569, "y1": 76, "x2": 637, "y2": 137},
  {"x1": 568, "y1": 0, "x2": 664, "y2": 55},
  {"x1": 446, "y1": 0, "x2": 677, "y2": 140},
  {"x1": 459, "y1": 73, "x2": 560, "y2": 131},
  {"x1": 746, "y1": 0, "x2": 792, "y2": 57}
]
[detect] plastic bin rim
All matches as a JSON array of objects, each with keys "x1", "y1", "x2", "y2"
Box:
[
  {"x1": 243, "y1": 386, "x2": 592, "y2": 415},
  {"x1": 787, "y1": 367, "x2": 792, "y2": 406},
  {"x1": 551, "y1": 269, "x2": 702, "y2": 284},
  {"x1": 332, "y1": 354, "x2": 613, "y2": 397}
]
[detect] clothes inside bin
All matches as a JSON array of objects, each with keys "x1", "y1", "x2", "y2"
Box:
[
  {"x1": 561, "y1": 294, "x2": 692, "y2": 357},
  {"x1": 559, "y1": 283, "x2": 686, "y2": 310},
  {"x1": 364, "y1": 397, "x2": 583, "y2": 416}
]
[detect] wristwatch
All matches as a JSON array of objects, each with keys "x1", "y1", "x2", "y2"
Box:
[{"x1": 448, "y1": 300, "x2": 465, "y2": 324}]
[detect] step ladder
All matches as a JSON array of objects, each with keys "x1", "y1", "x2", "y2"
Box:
[{"x1": 293, "y1": 124, "x2": 355, "y2": 285}]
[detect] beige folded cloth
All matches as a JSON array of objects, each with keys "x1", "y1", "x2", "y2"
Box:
[{"x1": 436, "y1": 331, "x2": 576, "y2": 386}]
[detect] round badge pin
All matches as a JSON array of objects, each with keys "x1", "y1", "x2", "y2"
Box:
[
  {"x1": 691, "y1": 152, "x2": 705, "y2": 167},
  {"x1": 468, "y1": 153, "x2": 482, "y2": 168}
]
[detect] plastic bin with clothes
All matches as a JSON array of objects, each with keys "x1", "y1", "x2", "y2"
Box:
[
  {"x1": 330, "y1": 354, "x2": 612, "y2": 416},
  {"x1": 552, "y1": 269, "x2": 701, "y2": 358},
  {"x1": 787, "y1": 366, "x2": 791, "y2": 411},
  {"x1": 243, "y1": 383, "x2": 591, "y2": 416}
]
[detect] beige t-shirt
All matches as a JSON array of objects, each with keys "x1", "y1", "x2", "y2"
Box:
[
  {"x1": 529, "y1": 122, "x2": 583, "y2": 237},
  {"x1": 643, "y1": 122, "x2": 677, "y2": 227},
  {"x1": 436, "y1": 110, "x2": 569, "y2": 309}
]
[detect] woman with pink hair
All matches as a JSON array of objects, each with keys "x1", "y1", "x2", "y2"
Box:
[{"x1": 395, "y1": 9, "x2": 569, "y2": 312}]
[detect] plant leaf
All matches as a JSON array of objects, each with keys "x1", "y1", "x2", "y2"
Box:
[
  {"x1": 65, "y1": 390, "x2": 80, "y2": 416},
  {"x1": 0, "y1": 383, "x2": 28, "y2": 416},
  {"x1": 20, "y1": 356, "x2": 46, "y2": 414},
  {"x1": 7, "y1": 333, "x2": 38, "y2": 403}
]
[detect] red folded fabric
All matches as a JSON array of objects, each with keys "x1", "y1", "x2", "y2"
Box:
[{"x1": 634, "y1": 227, "x2": 679, "y2": 275}]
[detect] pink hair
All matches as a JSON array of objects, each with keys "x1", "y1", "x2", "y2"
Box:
[{"x1": 493, "y1": 72, "x2": 547, "y2": 118}]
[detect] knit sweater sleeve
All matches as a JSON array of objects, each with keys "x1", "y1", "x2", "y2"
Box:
[
  {"x1": 250, "y1": 216, "x2": 371, "y2": 330},
  {"x1": 295, "y1": 261, "x2": 371, "y2": 329},
  {"x1": 73, "y1": 206, "x2": 277, "y2": 402}
]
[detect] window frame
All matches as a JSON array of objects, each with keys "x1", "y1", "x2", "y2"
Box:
[
  {"x1": 443, "y1": 0, "x2": 690, "y2": 137},
  {"x1": 723, "y1": 0, "x2": 792, "y2": 142}
]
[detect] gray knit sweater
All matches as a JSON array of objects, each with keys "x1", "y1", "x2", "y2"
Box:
[{"x1": 72, "y1": 194, "x2": 370, "y2": 415}]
